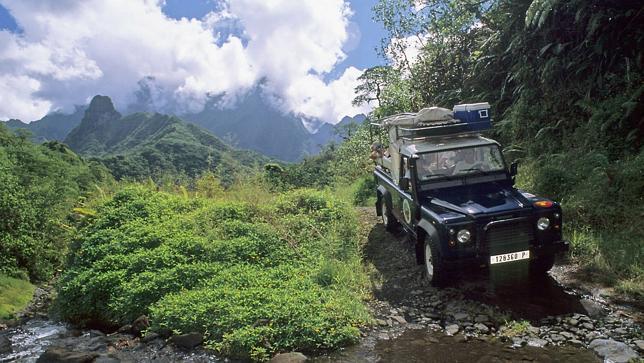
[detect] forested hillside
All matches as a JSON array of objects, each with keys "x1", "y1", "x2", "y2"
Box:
[
  {"x1": 0, "y1": 124, "x2": 112, "y2": 282},
  {"x1": 65, "y1": 96, "x2": 266, "y2": 181},
  {"x1": 1, "y1": 107, "x2": 85, "y2": 143},
  {"x1": 349, "y1": 0, "x2": 643, "y2": 294}
]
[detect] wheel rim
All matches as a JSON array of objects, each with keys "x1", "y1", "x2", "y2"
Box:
[
  {"x1": 381, "y1": 203, "x2": 388, "y2": 226},
  {"x1": 425, "y1": 243, "x2": 434, "y2": 279}
]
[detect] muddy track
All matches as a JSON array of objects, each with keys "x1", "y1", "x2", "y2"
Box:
[{"x1": 314, "y1": 207, "x2": 643, "y2": 362}]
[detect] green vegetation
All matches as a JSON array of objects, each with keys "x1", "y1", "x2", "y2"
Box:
[
  {"x1": 0, "y1": 274, "x2": 35, "y2": 320},
  {"x1": 0, "y1": 124, "x2": 112, "y2": 282},
  {"x1": 351, "y1": 0, "x2": 643, "y2": 296},
  {"x1": 499, "y1": 320, "x2": 532, "y2": 338},
  {"x1": 65, "y1": 95, "x2": 265, "y2": 182},
  {"x1": 2, "y1": 106, "x2": 84, "y2": 143},
  {"x1": 54, "y1": 185, "x2": 370, "y2": 361}
]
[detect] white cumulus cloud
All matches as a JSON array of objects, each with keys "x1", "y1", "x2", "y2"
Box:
[{"x1": 0, "y1": 0, "x2": 370, "y2": 124}]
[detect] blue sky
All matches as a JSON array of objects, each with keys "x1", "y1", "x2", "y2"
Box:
[
  {"x1": 0, "y1": 0, "x2": 388, "y2": 124},
  {"x1": 159, "y1": 0, "x2": 387, "y2": 74}
]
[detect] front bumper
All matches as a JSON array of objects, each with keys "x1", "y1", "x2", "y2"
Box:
[{"x1": 441, "y1": 240, "x2": 569, "y2": 271}]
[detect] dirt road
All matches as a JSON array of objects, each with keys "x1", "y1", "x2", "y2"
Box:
[{"x1": 314, "y1": 207, "x2": 642, "y2": 362}]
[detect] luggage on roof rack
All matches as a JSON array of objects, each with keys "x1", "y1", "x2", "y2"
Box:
[{"x1": 371, "y1": 103, "x2": 491, "y2": 145}]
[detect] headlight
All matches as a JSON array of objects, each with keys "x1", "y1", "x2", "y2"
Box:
[
  {"x1": 457, "y1": 229, "x2": 471, "y2": 243},
  {"x1": 537, "y1": 217, "x2": 550, "y2": 230}
]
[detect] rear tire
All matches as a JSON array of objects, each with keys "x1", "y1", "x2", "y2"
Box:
[
  {"x1": 423, "y1": 236, "x2": 446, "y2": 286},
  {"x1": 381, "y1": 200, "x2": 399, "y2": 232},
  {"x1": 530, "y1": 254, "x2": 555, "y2": 276}
]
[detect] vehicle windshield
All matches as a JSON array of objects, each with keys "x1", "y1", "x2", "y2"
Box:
[{"x1": 417, "y1": 144, "x2": 506, "y2": 180}]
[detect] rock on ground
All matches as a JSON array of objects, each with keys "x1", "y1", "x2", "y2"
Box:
[
  {"x1": 36, "y1": 347, "x2": 99, "y2": 363},
  {"x1": 589, "y1": 339, "x2": 639, "y2": 363},
  {"x1": 445, "y1": 324, "x2": 459, "y2": 335},
  {"x1": 270, "y1": 352, "x2": 308, "y2": 362},
  {"x1": 0, "y1": 335, "x2": 12, "y2": 354},
  {"x1": 169, "y1": 332, "x2": 203, "y2": 350}
]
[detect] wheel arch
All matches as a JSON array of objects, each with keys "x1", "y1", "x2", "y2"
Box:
[
  {"x1": 415, "y1": 219, "x2": 440, "y2": 265},
  {"x1": 376, "y1": 185, "x2": 392, "y2": 217}
]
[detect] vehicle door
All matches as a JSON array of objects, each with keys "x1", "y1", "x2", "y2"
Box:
[{"x1": 392, "y1": 156, "x2": 416, "y2": 229}]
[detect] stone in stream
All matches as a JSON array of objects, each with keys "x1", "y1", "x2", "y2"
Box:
[
  {"x1": 445, "y1": 324, "x2": 459, "y2": 335},
  {"x1": 588, "y1": 339, "x2": 639, "y2": 363},
  {"x1": 36, "y1": 347, "x2": 99, "y2": 363},
  {"x1": 169, "y1": 332, "x2": 203, "y2": 349},
  {"x1": 569, "y1": 339, "x2": 584, "y2": 347},
  {"x1": 474, "y1": 323, "x2": 489, "y2": 334},
  {"x1": 391, "y1": 315, "x2": 407, "y2": 324},
  {"x1": 378, "y1": 333, "x2": 390, "y2": 340},
  {"x1": 550, "y1": 334, "x2": 565, "y2": 343},
  {"x1": 581, "y1": 322, "x2": 594, "y2": 330},
  {"x1": 567, "y1": 318, "x2": 579, "y2": 326},
  {"x1": 634, "y1": 340, "x2": 644, "y2": 351},
  {"x1": 527, "y1": 338, "x2": 548, "y2": 348},
  {"x1": 270, "y1": 352, "x2": 308, "y2": 362},
  {"x1": 452, "y1": 313, "x2": 469, "y2": 321},
  {"x1": 560, "y1": 332, "x2": 575, "y2": 340},
  {"x1": 580, "y1": 299, "x2": 604, "y2": 318},
  {"x1": 0, "y1": 335, "x2": 12, "y2": 354}
]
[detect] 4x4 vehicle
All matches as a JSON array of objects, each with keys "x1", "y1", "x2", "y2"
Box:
[{"x1": 371, "y1": 104, "x2": 569, "y2": 286}]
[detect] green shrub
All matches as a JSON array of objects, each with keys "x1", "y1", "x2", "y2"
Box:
[
  {"x1": 353, "y1": 176, "x2": 376, "y2": 206},
  {"x1": 0, "y1": 125, "x2": 111, "y2": 281},
  {"x1": 55, "y1": 186, "x2": 370, "y2": 360}
]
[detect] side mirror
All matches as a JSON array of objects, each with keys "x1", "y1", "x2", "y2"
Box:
[
  {"x1": 509, "y1": 161, "x2": 518, "y2": 177},
  {"x1": 400, "y1": 177, "x2": 410, "y2": 191}
]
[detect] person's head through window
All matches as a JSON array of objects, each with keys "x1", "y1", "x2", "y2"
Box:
[{"x1": 462, "y1": 148, "x2": 476, "y2": 164}]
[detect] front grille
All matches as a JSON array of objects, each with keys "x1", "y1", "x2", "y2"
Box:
[{"x1": 484, "y1": 221, "x2": 534, "y2": 255}]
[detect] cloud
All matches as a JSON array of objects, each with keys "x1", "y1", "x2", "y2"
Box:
[
  {"x1": 385, "y1": 34, "x2": 427, "y2": 70},
  {"x1": 0, "y1": 0, "x2": 370, "y2": 124},
  {"x1": 285, "y1": 66, "x2": 370, "y2": 125}
]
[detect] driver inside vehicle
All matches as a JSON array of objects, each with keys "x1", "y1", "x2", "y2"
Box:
[{"x1": 452, "y1": 148, "x2": 481, "y2": 174}]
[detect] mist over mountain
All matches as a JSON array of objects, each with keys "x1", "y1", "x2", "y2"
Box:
[
  {"x1": 181, "y1": 88, "x2": 318, "y2": 162},
  {"x1": 2, "y1": 90, "x2": 366, "y2": 162},
  {"x1": 64, "y1": 95, "x2": 264, "y2": 180}
]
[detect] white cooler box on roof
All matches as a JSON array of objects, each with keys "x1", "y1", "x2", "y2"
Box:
[{"x1": 453, "y1": 102, "x2": 491, "y2": 131}]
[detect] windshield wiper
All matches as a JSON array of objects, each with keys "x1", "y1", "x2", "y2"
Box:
[
  {"x1": 459, "y1": 167, "x2": 484, "y2": 173},
  {"x1": 421, "y1": 172, "x2": 451, "y2": 180}
]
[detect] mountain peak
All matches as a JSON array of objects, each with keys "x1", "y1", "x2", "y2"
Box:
[{"x1": 84, "y1": 95, "x2": 121, "y2": 124}]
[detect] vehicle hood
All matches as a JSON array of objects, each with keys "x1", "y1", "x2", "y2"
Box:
[{"x1": 427, "y1": 182, "x2": 530, "y2": 216}]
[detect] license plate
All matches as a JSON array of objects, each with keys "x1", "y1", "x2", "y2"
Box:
[{"x1": 490, "y1": 250, "x2": 530, "y2": 265}]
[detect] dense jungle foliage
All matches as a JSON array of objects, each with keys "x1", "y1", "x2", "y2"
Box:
[
  {"x1": 0, "y1": 1, "x2": 641, "y2": 360},
  {"x1": 0, "y1": 124, "x2": 112, "y2": 282},
  {"x1": 54, "y1": 185, "x2": 370, "y2": 361},
  {"x1": 350, "y1": 0, "x2": 643, "y2": 294}
]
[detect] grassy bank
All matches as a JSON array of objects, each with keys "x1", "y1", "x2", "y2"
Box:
[
  {"x1": 54, "y1": 184, "x2": 371, "y2": 361},
  {"x1": 0, "y1": 274, "x2": 35, "y2": 320},
  {"x1": 515, "y1": 151, "x2": 644, "y2": 298}
]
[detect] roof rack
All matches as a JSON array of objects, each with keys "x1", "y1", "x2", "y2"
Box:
[
  {"x1": 370, "y1": 103, "x2": 492, "y2": 145},
  {"x1": 371, "y1": 119, "x2": 489, "y2": 144}
]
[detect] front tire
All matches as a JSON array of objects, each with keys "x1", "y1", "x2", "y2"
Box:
[
  {"x1": 423, "y1": 237, "x2": 446, "y2": 286},
  {"x1": 381, "y1": 200, "x2": 399, "y2": 232}
]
